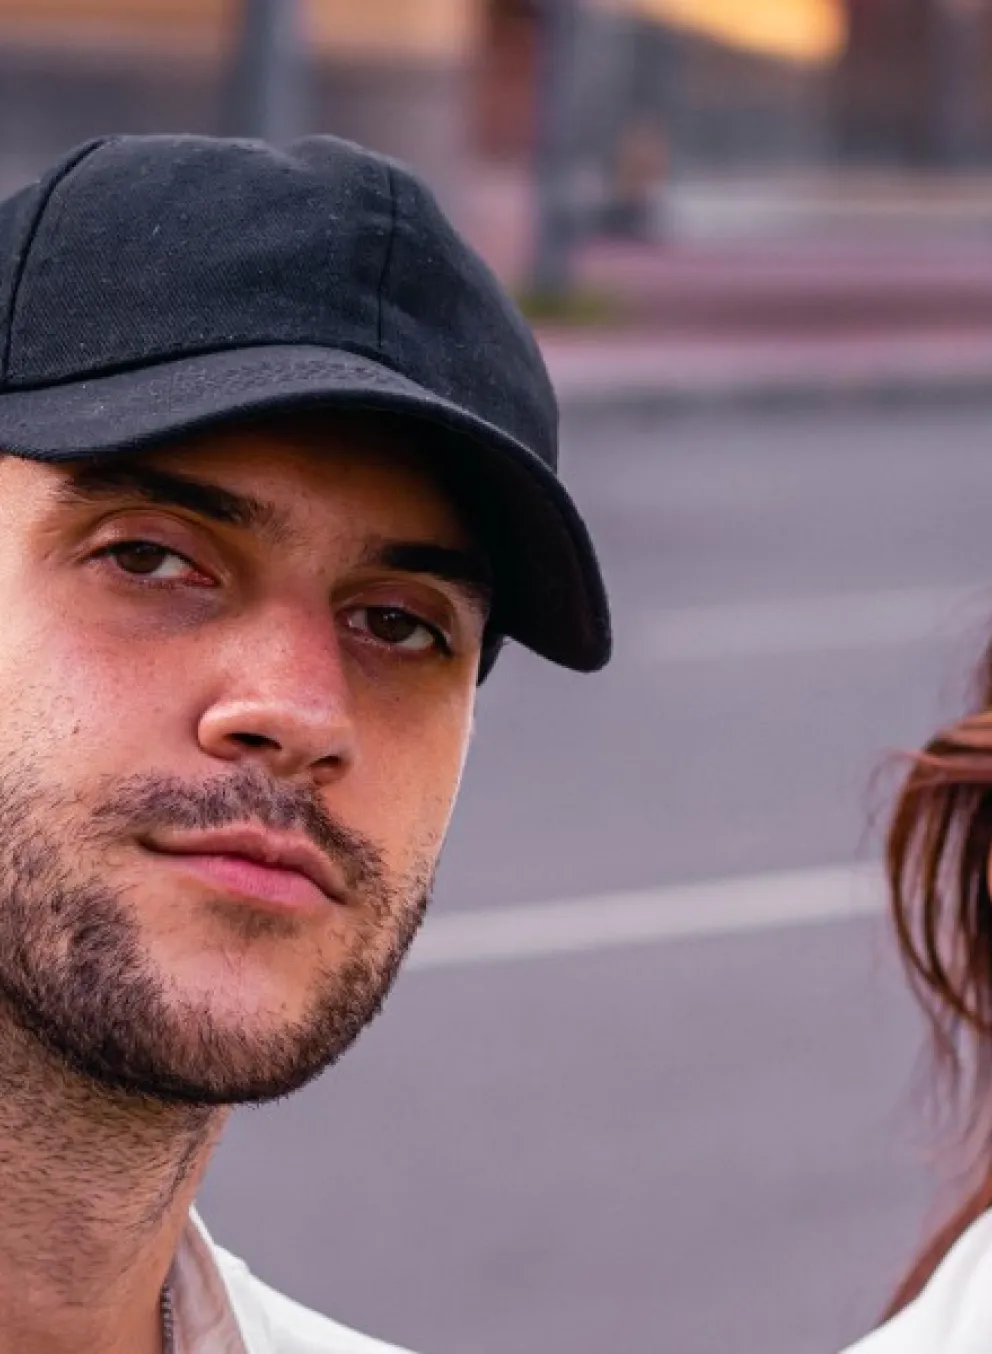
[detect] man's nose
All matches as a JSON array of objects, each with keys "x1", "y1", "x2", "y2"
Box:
[{"x1": 196, "y1": 603, "x2": 356, "y2": 784}]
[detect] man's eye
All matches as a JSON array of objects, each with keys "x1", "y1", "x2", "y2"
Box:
[
  {"x1": 347, "y1": 606, "x2": 449, "y2": 654},
  {"x1": 98, "y1": 541, "x2": 201, "y2": 582}
]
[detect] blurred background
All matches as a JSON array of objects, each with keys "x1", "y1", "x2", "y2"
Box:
[{"x1": 9, "y1": 2, "x2": 992, "y2": 1352}]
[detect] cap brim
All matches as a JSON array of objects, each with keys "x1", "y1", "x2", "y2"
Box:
[{"x1": 0, "y1": 345, "x2": 611, "y2": 671}]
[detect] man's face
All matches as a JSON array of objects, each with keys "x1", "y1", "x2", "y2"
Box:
[{"x1": 0, "y1": 418, "x2": 487, "y2": 1104}]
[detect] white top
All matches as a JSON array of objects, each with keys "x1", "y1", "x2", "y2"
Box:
[
  {"x1": 173, "y1": 1211, "x2": 416, "y2": 1354},
  {"x1": 842, "y1": 1211, "x2": 992, "y2": 1354},
  {"x1": 183, "y1": 1203, "x2": 992, "y2": 1354}
]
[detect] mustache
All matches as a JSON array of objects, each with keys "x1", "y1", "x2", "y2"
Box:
[{"x1": 93, "y1": 767, "x2": 387, "y2": 895}]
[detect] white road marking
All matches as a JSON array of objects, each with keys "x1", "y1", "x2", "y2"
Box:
[
  {"x1": 407, "y1": 862, "x2": 885, "y2": 971},
  {"x1": 639, "y1": 582, "x2": 991, "y2": 664}
]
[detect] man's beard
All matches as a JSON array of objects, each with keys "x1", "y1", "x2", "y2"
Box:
[{"x1": 0, "y1": 761, "x2": 430, "y2": 1105}]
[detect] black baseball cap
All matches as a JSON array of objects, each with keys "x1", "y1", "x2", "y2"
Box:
[{"x1": 0, "y1": 133, "x2": 611, "y2": 673}]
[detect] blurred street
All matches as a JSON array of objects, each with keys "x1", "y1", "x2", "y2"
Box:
[{"x1": 198, "y1": 396, "x2": 992, "y2": 1354}]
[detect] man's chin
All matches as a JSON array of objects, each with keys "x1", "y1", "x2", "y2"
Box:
[
  {"x1": 0, "y1": 813, "x2": 427, "y2": 1107},
  {"x1": 66, "y1": 1029, "x2": 348, "y2": 1107},
  {"x1": 8, "y1": 981, "x2": 365, "y2": 1107}
]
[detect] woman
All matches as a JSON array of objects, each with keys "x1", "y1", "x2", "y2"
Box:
[{"x1": 843, "y1": 640, "x2": 992, "y2": 1351}]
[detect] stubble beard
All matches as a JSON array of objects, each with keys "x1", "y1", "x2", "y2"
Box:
[{"x1": 0, "y1": 760, "x2": 431, "y2": 1106}]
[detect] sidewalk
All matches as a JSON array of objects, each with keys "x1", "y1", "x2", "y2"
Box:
[
  {"x1": 537, "y1": 244, "x2": 992, "y2": 412},
  {"x1": 460, "y1": 168, "x2": 992, "y2": 411}
]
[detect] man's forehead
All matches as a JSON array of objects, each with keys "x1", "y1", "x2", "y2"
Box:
[
  {"x1": 150, "y1": 410, "x2": 438, "y2": 486},
  {"x1": 32, "y1": 412, "x2": 461, "y2": 525}
]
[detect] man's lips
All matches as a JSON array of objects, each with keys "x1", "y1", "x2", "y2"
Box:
[{"x1": 140, "y1": 826, "x2": 345, "y2": 912}]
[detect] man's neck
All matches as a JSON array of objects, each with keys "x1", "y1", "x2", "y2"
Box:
[{"x1": 0, "y1": 1018, "x2": 224, "y2": 1354}]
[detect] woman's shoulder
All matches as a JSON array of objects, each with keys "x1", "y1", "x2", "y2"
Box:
[{"x1": 841, "y1": 1211, "x2": 992, "y2": 1354}]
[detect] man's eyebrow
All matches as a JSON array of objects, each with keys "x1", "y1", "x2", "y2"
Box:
[
  {"x1": 53, "y1": 462, "x2": 292, "y2": 541},
  {"x1": 55, "y1": 466, "x2": 494, "y2": 609},
  {"x1": 361, "y1": 541, "x2": 494, "y2": 612}
]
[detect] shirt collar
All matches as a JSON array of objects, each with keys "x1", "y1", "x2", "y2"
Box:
[{"x1": 171, "y1": 1210, "x2": 262, "y2": 1354}]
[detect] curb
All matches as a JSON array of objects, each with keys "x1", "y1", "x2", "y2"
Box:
[
  {"x1": 553, "y1": 372, "x2": 992, "y2": 418},
  {"x1": 540, "y1": 335, "x2": 992, "y2": 417}
]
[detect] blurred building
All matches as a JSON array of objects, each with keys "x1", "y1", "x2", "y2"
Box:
[
  {"x1": 837, "y1": 0, "x2": 992, "y2": 166},
  {"x1": 477, "y1": 0, "x2": 845, "y2": 165},
  {"x1": 0, "y1": 0, "x2": 476, "y2": 204},
  {"x1": 0, "y1": 1, "x2": 987, "y2": 222}
]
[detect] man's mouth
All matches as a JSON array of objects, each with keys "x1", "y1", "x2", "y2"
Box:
[{"x1": 140, "y1": 825, "x2": 345, "y2": 913}]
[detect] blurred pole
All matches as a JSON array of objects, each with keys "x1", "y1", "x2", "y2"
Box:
[
  {"x1": 529, "y1": 0, "x2": 582, "y2": 298},
  {"x1": 932, "y1": 0, "x2": 985, "y2": 165},
  {"x1": 228, "y1": 0, "x2": 309, "y2": 145}
]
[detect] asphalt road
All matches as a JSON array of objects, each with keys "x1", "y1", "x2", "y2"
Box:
[{"x1": 198, "y1": 398, "x2": 992, "y2": 1354}]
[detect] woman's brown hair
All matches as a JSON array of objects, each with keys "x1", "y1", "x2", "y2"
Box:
[{"x1": 882, "y1": 632, "x2": 992, "y2": 1316}]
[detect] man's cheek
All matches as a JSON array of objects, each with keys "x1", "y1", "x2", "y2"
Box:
[
  {"x1": 18, "y1": 661, "x2": 184, "y2": 771},
  {"x1": 364, "y1": 740, "x2": 464, "y2": 840}
]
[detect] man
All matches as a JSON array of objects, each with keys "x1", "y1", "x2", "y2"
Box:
[{"x1": 0, "y1": 134, "x2": 610, "y2": 1354}]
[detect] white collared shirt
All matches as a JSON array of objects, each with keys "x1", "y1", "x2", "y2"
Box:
[
  {"x1": 172, "y1": 1211, "x2": 416, "y2": 1354},
  {"x1": 186, "y1": 1204, "x2": 992, "y2": 1354},
  {"x1": 841, "y1": 1211, "x2": 992, "y2": 1353}
]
